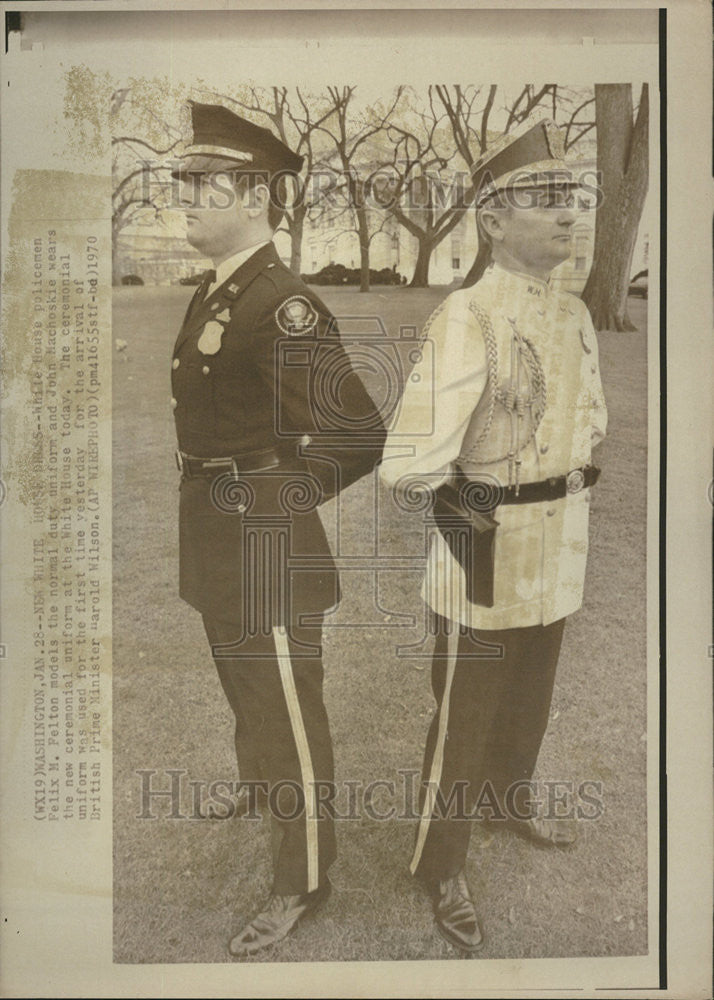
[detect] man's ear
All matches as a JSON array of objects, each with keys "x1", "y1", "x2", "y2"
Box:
[
  {"x1": 243, "y1": 183, "x2": 271, "y2": 219},
  {"x1": 478, "y1": 206, "x2": 506, "y2": 243}
]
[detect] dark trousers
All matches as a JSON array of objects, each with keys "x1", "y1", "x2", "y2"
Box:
[
  {"x1": 202, "y1": 615, "x2": 337, "y2": 896},
  {"x1": 411, "y1": 613, "x2": 566, "y2": 883}
]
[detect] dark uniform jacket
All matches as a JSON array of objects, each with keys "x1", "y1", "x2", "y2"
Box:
[{"x1": 172, "y1": 242, "x2": 386, "y2": 630}]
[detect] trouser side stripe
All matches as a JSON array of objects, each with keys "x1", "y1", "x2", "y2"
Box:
[
  {"x1": 273, "y1": 626, "x2": 319, "y2": 892},
  {"x1": 410, "y1": 625, "x2": 459, "y2": 875}
]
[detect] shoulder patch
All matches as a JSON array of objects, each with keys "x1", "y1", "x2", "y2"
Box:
[{"x1": 275, "y1": 295, "x2": 319, "y2": 337}]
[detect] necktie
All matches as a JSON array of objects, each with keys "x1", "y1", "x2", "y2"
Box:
[
  {"x1": 187, "y1": 270, "x2": 216, "y2": 319},
  {"x1": 202, "y1": 269, "x2": 217, "y2": 298}
]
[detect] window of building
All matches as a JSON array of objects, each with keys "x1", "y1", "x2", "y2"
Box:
[
  {"x1": 451, "y1": 237, "x2": 461, "y2": 271},
  {"x1": 573, "y1": 233, "x2": 589, "y2": 273}
]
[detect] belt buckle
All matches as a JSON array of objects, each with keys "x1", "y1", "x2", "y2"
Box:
[
  {"x1": 566, "y1": 468, "x2": 585, "y2": 494},
  {"x1": 175, "y1": 450, "x2": 185, "y2": 475}
]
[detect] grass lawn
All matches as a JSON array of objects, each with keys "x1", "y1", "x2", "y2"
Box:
[{"x1": 112, "y1": 283, "x2": 650, "y2": 964}]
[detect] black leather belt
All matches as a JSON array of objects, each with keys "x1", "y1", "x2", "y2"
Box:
[
  {"x1": 453, "y1": 464, "x2": 600, "y2": 507},
  {"x1": 433, "y1": 464, "x2": 601, "y2": 609},
  {"x1": 499, "y1": 465, "x2": 600, "y2": 504},
  {"x1": 175, "y1": 445, "x2": 295, "y2": 478}
]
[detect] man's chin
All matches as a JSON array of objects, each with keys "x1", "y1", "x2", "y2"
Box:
[
  {"x1": 549, "y1": 248, "x2": 572, "y2": 270},
  {"x1": 184, "y1": 230, "x2": 203, "y2": 252}
]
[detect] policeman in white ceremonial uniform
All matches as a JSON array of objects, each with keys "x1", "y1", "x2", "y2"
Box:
[{"x1": 380, "y1": 120, "x2": 607, "y2": 953}]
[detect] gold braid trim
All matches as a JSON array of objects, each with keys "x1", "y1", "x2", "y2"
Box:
[
  {"x1": 456, "y1": 301, "x2": 499, "y2": 461},
  {"x1": 458, "y1": 306, "x2": 547, "y2": 466}
]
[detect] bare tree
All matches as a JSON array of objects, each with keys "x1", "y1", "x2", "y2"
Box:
[
  {"x1": 194, "y1": 84, "x2": 337, "y2": 275},
  {"x1": 315, "y1": 86, "x2": 404, "y2": 292},
  {"x1": 109, "y1": 80, "x2": 191, "y2": 283},
  {"x1": 111, "y1": 129, "x2": 182, "y2": 285},
  {"x1": 64, "y1": 70, "x2": 189, "y2": 284},
  {"x1": 377, "y1": 87, "x2": 473, "y2": 287},
  {"x1": 304, "y1": 172, "x2": 395, "y2": 280},
  {"x1": 581, "y1": 84, "x2": 649, "y2": 331},
  {"x1": 365, "y1": 83, "x2": 590, "y2": 289},
  {"x1": 436, "y1": 83, "x2": 572, "y2": 288},
  {"x1": 436, "y1": 83, "x2": 567, "y2": 171},
  {"x1": 558, "y1": 89, "x2": 596, "y2": 153}
]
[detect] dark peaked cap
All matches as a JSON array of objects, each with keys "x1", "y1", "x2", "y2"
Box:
[{"x1": 172, "y1": 102, "x2": 304, "y2": 178}]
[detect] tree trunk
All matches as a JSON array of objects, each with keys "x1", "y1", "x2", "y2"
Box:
[
  {"x1": 112, "y1": 252, "x2": 123, "y2": 286},
  {"x1": 582, "y1": 84, "x2": 649, "y2": 331},
  {"x1": 112, "y1": 220, "x2": 123, "y2": 285},
  {"x1": 288, "y1": 210, "x2": 304, "y2": 276},
  {"x1": 392, "y1": 199, "x2": 466, "y2": 288},
  {"x1": 409, "y1": 239, "x2": 432, "y2": 287},
  {"x1": 354, "y1": 201, "x2": 371, "y2": 293},
  {"x1": 461, "y1": 207, "x2": 491, "y2": 288}
]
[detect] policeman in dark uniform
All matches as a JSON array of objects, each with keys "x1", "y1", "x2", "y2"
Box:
[{"x1": 170, "y1": 103, "x2": 385, "y2": 957}]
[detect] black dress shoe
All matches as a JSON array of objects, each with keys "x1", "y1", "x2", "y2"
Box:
[
  {"x1": 228, "y1": 881, "x2": 330, "y2": 957},
  {"x1": 428, "y1": 871, "x2": 484, "y2": 954},
  {"x1": 506, "y1": 816, "x2": 577, "y2": 847}
]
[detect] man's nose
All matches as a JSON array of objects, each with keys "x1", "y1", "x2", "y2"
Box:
[
  {"x1": 557, "y1": 205, "x2": 577, "y2": 226},
  {"x1": 177, "y1": 180, "x2": 199, "y2": 208}
]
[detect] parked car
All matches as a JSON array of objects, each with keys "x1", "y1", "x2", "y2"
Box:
[
  {"x1": 179, "y1": 271, "x2": 208, "y2": 285},
  {"x1": 121, "y1": 274, "x2": 144, "y2": 286},
  {"x1": 628, "y1": 270, "x2": 648, "y2": 298}
]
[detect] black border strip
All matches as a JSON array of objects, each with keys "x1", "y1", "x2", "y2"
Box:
[
  {"x1": 658, "y1": 5, "x2": 668, "y2": 992},
  {"x1": 4, "y1": 11, "x2": 21, "y2": 54}
]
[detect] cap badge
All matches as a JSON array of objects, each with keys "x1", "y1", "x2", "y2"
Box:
[
  {"x1": 275, "y1": 295, "x2": 318, "y2": 336},
  {"x1": 544, "y1": 120, "x2": 566, "y2": 160}
]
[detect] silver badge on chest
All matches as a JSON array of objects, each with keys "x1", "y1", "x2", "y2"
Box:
[{"x1": 197, "y1": 309, "x2": 231, "y2": 355}]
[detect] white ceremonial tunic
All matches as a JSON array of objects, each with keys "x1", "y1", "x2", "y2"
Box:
[{"x1": 381, "y1": 263, "x2": 608, "y2": 630}]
